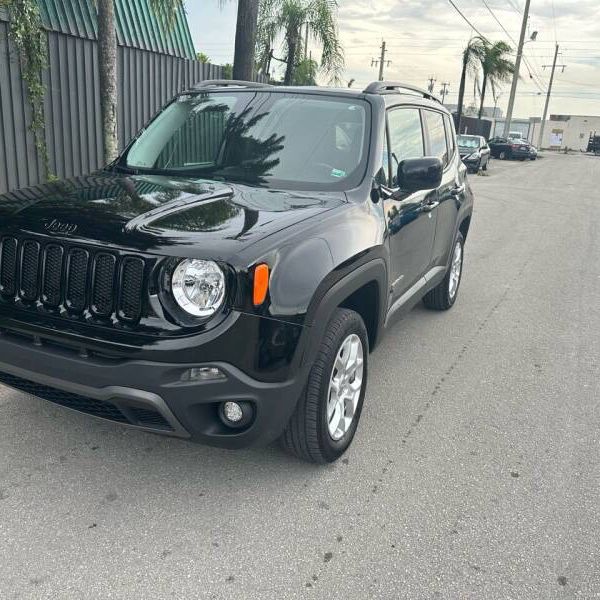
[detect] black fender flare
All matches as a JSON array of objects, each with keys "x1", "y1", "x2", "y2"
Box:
[{"x1": 298, "y1": 257, "x2": 388, "y2": 371}]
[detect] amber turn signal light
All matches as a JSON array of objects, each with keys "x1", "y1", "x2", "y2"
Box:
[{"x1": 253, "y1": 263, "x2": 269, "y2": 306}]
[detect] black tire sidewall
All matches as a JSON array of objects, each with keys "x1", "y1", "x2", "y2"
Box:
[{"x1": 313, "y1": 312, "x2": 369, "y2": 462}]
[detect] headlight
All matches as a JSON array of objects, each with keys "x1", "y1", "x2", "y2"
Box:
[{"x1": 171, "y1": 259, "x2": 225, "y2": 317}]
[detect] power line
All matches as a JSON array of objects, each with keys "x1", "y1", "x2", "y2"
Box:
[
  {"x1": 505, "y1": 0, "x2": 523, "y2": 15},
  {"x1": 478, "y1": 0, "x2": 546, "y2": 94},
  {"x1": 446, "y1": 0, "x2": 489, "y2": 41},
  {"x1": 481, "y1": 0, "x2": 515, "y2": 43}
]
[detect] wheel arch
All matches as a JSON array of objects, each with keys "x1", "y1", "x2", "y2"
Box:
[{"x1": 302, "y1": 258, "x2": 388, "y2": 368}]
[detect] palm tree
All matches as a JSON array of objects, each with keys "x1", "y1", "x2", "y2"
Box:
[
  {"x1": 477, "y1": 41, "x2": 514, "y2": 119},
  {"x1": 456, "y1": 36, "x2": 486, "y2": 132},
  {"x1": 256, "y1": 0, "x2": 344, "y2": 85},
  {"x1": 97, "y1": 0, "x2": 183, "y2": 164},
  {"x1": 232, "y1": 0, "x2": 260, "y2": 80}
]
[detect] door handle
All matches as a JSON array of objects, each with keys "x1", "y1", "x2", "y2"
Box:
[
  {"x1": 451, "y1": 184, "x2": 465, "y2": 196},
  {"x1": 422, "y1": 200, "x2": 439, "y2": 212}
]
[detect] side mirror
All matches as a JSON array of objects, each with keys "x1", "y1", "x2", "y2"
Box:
[{"x1": 397, "y1": 157, "x2": 443, "y2": 193}]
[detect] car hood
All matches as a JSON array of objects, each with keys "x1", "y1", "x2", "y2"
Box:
[{"x1": 0, "y1": 172, "x2": 345, "y2": 258}]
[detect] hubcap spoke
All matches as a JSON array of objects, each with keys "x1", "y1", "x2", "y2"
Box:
[
  {"x1": 326, "y1": 334, "x2": 364, "y2": 441},
  {"x1": 448, "y1": 241, "x2": 462, "y2": 299}
]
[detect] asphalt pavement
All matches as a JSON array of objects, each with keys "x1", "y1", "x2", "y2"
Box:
[{"x1": 1, "y1": 152, "x2": 599, "y2": 599}]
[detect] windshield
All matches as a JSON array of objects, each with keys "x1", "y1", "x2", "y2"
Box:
[
  {"x1": 121, "y1": 91, "x2": 370, "y2": 190},
  {"x1": 457, "y1": 135, "x2": 481, "y2": 149}
]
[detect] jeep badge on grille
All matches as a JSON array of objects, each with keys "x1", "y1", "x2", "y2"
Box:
[{"x1": 43, "y1": 219, "x2": 78, "y2": 236}]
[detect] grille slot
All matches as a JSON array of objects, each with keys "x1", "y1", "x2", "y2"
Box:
[
  {"x1": 119, "y1": 257, "x2": 145, "y2": 321},
  {"x1": 129, "y1": 407, "x2": 172, "y2": 430},
  {"x1": 66, "y1": 248, "x2": 89, "y2": 311},
  {"x1": 41, "y1": 244, "x2": 64, "y2": 306},
  {"x1": 20, "y1": 240, "x2": 41, "y2": 301},
  {"x1": 0, "y1": 238, "x2": 147, "y2": 325},
  {"x1": 91, "y1": 253, "x2": 116, "y2": 316},
  {"x1": 0, "y1": 237, "x2": 18, "y2": 296}
]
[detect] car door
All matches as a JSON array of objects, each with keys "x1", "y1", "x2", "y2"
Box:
[
  {"x1": 489, "y1": 137, "x2": 507, "y2": 158},
  {"x1": 425, "y1": 110, "x2": 464, "y2": 267},
  {"x1": 383, "y1": 107, "x2": 438, "y2": 303}
]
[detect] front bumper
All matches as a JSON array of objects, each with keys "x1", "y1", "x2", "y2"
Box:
[
  {"x1": 460, "y1": 155, "x2": 481, "y2": 168},
  {"x1": 0, "y1": 329, "x2": 306, "y2": 448}
]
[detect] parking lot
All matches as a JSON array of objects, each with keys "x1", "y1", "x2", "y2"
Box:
[{"x1": 1, "y1": 152, "x2": 599, "y2": 599}]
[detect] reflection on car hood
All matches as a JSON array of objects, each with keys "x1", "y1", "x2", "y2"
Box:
[{"x1": 0, "y1": 172, "x2": 345, "y2": 258}]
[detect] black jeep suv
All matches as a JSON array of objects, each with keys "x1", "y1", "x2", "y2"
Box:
[{"x1": 0, "y1": 80, "x2": 473, "y2": 463}]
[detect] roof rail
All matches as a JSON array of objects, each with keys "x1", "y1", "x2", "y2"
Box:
[
  {"x1": 363, "y1": 81, "x2": 441, "y2": 104},
  {"x1": 192, "y1": 79, "x2": 273, "y2": 90}
]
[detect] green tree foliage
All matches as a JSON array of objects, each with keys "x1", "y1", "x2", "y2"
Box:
[
  {"x1": 256, "y1": 0, "x2": 343, "y2": 85},
  {"x1": 222, "y1": 63, "x2": 234, "y2": 79},
  {"x1": 1, "y1": 0, "x2": 48, "y2": 173},
  {"x1": 293, "y1": 58, "x2": 317, "y2": 85},
  {"x1": 456, "y1": 36, "x2": 487, "y2": 129},
  {"x1": 476, "y1": 41, "x2": 515, "y2": 118}
]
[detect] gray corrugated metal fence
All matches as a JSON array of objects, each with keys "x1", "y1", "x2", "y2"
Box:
[{"x1": 0, "y1": 15, "x2": 225, "y2": 195}]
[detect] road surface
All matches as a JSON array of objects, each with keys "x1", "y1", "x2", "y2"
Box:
[{"x1": 1, "y1": 152, "x2": 599, "y2": 599}]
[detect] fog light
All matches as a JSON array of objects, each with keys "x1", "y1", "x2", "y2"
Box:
[
  {"x1": 218, "y1": 400, "x2": 254, "y2": 429},
  {"x1": 223, "y1": 401, "x2": 243, "y2": 423},
  {"x1": 181, "y1": 367, "x2": 226, "y2": 382}
]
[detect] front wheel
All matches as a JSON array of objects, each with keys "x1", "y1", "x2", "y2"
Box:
[
  {"x1": 499, "y1": 151, "x2": 507, "y2": 160},
  {"x1": 423, "y1": 232, "x2": 464, "y2": 311},
  {"x1": 482, "y1": 158, "x2": 489, "y2": 171},
  {"x1": 281, "y1": 308, "x2": 368, "y2": 463}
]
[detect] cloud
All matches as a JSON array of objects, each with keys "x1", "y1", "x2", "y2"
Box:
[{"x1": 333, "y1": 0, "x2": 600, "y2": 116}]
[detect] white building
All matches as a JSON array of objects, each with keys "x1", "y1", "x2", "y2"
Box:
[{"x1": 532, "y1": 114, "x2": 600, "y2": 151}]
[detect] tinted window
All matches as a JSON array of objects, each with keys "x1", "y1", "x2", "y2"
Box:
[
  {"x1": 387, "y1": 108, "x2": 424, "y2": 185},
  {"x1": 124, "y1": 91, "x2": 369, "y2": 190},
  {"x1": 423, "y1": 110, "x2": 448, "y2": 165},
  {"x1": 444, "y1": 114, "x2": 456, "y2": 160}
]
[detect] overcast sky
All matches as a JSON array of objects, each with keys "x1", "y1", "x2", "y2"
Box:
[{"x1": 185, "y1": 0, "x2": 600, "y2": 118}]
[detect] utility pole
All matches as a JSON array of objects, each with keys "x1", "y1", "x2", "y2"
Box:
[
  {"x1": 371, "y1": 41, "x2": 391, "y2": 81},
  {"x1": 503, "y1": 0, "x2": 531, "y2": 137},
  {"x1": 440, "y1": 82, "x2": 450, "y2": 104},
  {"x1": 427, "y1": 76, "x2": 436, "y2": 94},
  {"x1": 538, "y1": 44, "x2": 566, "y2": 149}
]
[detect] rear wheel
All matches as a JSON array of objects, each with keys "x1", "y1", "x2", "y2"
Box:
[
  {"x1": 281, "y1": 308, "x2": 368, "y2": 463},
  {"x1": 423, "y1": 232, "x2": 464, "y2": 311}
]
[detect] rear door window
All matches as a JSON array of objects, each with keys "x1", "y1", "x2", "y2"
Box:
[
  {"x1": 443, "y1": 115, "x2": 456, "y2": 162},
  {"x1": 423, "y1": 110, "x2": 449, "y2": 166}
]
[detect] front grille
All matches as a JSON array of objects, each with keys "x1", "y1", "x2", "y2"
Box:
[
  {"x1": 0, "y1": 237, "x2": 147, "y2": 325},
  {"x1": 0, "y1": 370, "x2": 128, "y2": 423},
  {"x1": 0, "y1": 370, "x2": 173, "y2": 431},
  {"x1": 129, "y1": 407, "x2": 172, "y2": 430}
]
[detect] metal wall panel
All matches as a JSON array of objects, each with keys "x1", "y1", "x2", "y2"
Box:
[{"x1": 0, "y1": 16, "x2": 226, "y2": 195}]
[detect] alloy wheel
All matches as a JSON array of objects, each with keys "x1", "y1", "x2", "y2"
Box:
[
  {"x1": 327, "y1": 334, "x2": 364, "y2": 441},
  {"x1": 448, "y1": 240, "x2": 463, "y2": 300}
]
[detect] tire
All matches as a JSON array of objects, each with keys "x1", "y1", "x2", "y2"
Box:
[
  {"x1": 482, "y1": 158, "x2": 488, "y2": 171},
  {"x1": 499, "y1": 151, "x2": 507, "y2": 160},
  {"x1": 281, "y1": 308, "x2": 368, "y2": 463},
  {"x1": 423, "y1": 232, "x2": 464, "y2": 311}
]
